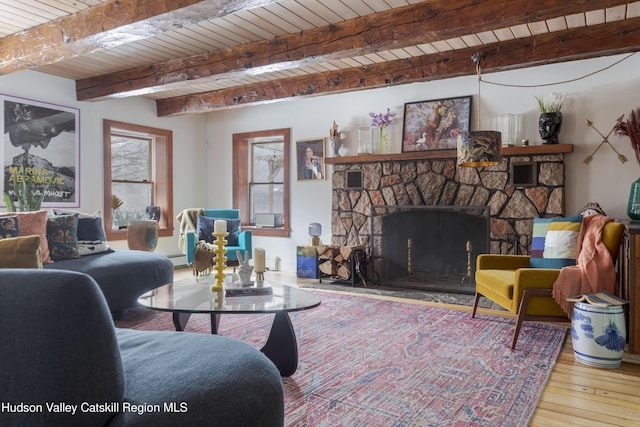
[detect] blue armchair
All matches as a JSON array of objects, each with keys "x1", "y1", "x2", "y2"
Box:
[{"x1": 185, "y1": 209, "x2": 252, "y2": 265}]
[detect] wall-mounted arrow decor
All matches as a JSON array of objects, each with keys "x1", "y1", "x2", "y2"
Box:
[{"x1": 584, "y1": 115, "x2": 628, "y2": 164}]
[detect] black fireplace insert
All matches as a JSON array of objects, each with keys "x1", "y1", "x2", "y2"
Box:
[{"x1": 370, "y1": 205, "x2": 490, "y2": 294}]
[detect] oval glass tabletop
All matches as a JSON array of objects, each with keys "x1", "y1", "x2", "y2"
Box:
[{"x1": 138, "y1": 277, "x2": 321, "y2": 314}]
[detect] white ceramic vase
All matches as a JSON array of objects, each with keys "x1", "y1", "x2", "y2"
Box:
[{"x1": 571, "y1": 302, "x2": 626, "y2": 369}]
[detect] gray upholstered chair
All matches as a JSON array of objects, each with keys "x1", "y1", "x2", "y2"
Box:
[{"x1": 0, "y1": 269, "x2": 284, "y2": 426}]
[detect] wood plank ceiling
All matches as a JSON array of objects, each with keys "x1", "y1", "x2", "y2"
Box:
[{"x1": 1, "y1": 0, "x2": 639, "y2": 117}]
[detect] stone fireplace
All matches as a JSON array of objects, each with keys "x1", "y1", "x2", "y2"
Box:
[{"x1": 326, "y1": 145, "x2": 572, "y2": 290}]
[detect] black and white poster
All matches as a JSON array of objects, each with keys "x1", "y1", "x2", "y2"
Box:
[{"x1": 2, "y1": 94, "x2": 80, "y2": 208}]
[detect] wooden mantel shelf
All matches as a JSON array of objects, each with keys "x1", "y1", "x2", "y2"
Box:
[{"x1": 325, "y1": 144, "x2": 573, "y2": 165}]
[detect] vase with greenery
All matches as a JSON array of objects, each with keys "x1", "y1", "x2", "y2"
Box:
[
  {"x1": 615, "y1": 107, "x2": 640, "y2": 220},
  {"x1": 535, "y1": 93, "x2": 565, "y2": 144},
  {"x1": 111, "y1": 194, "x2": 124, "y2": 229},
  {"x1": 2, "y1": 158, "x2": 58, "y2": 212}
]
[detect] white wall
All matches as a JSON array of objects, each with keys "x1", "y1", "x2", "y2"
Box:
[
  {"x1": 206, "y1": 53, "x2": 640, "y2": 272},
  {"x1": 0, "y1": 70, "x2": 207, "y2": 255},
  {"x1": 2, "y1": 53, "x2": 639, "y2": 271}
]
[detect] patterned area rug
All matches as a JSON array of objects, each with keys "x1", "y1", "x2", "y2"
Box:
[
  {"x1": 299, "y1": 281, "x2": 505, "y2": 309},
  {"x1": 116, "y1": 291, "x2": 567, "y2": 426}
]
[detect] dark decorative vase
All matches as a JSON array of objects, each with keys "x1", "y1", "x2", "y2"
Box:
[
  {"x1": 628, "y1": 176, "x2": 640, "y2": 221},
  {"x1": 538, "y1": 112, "x2": 562, "y2": 144}
]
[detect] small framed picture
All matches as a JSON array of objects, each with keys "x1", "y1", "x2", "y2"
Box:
[
  {"x1": 401, "y1": 95, "x2": 472, "y2": 152},
  {"x1": 296, "y1": 138, "x2": 326, "y2": 180}
]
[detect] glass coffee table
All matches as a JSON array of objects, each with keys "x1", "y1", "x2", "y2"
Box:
[{"x1": 138, "y1": 277, "x2": 321, "y2": 376}]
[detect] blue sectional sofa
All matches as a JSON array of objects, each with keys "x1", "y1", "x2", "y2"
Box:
[
  {"x1": 0, "y1": 269, "x2": 285, "y2": 426},
  {"x1": 0, "y1": 210, "x2": 173, "y2": 318},
  {"x1": 44, "y1": 249, "x2": 174, "y2": 318}
]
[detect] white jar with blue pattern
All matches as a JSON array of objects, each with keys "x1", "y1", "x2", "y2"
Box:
[{"x1": 571, "y1": 302, "x2": 626, "y2": 369}]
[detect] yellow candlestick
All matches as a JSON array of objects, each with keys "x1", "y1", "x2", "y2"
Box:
[{"x1": 210, "y1": 232, "x2": 228, "y2": 291}]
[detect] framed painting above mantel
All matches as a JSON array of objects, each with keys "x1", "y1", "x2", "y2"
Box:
[{"x1": 401, "y1": 96, "x2": 472, "y2": 153}]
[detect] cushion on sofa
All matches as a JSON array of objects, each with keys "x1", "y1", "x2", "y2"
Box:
[
  {"x1": 47, "y1": 212, "x2": 80, "y2": 260},
  {"x1": 196, "y1": 215, "x2": 240, "y2": 246},
  {"x1": 114, "y1": 328, "x2": 285, "y2": 426},
  {"x1": 52, "y1": 209, "x2": 110, "y2": 255},
  {"x1": 0, "y1": 210, "x2": 51, "y2": 263},
  {"x1": 0, "y1": 270, "x2": 125, "y2": 426},
  {"x1": 44, "y1": 250, "x2": 173, "y2": 314},
  {"x1": 530, "y1": 215, "x2": 582, "y2": 269},
  {"x1": 0, "y1": 215, "x2": 19, "y2": 239},
  {"x1": 76, "y1": 217, "x2": 110, "y2": 255},
  {"x1": 0, "y1": 235, "x2": 42, "y2": 268}
]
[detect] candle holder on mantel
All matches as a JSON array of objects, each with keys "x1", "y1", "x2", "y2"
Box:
[{"x1": 210, "y1": 232, "x2": 228, "y2": 291}]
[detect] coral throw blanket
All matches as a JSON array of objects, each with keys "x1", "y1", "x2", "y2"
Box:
[{"x1": 552, "y1": 215, "x2": 617, "y2": 318}]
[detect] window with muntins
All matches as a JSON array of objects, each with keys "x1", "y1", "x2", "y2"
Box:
[
  {"x1": 103, "y1": 120, "x2": 173, "y2": 240},
  {"x1": 233, "y1": 129, "x2": 290, "y2": 237}
]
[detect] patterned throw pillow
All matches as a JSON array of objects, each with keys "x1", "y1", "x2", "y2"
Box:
[
  {"x1": 47, "y1": 213, "x2": 80, "y2": 260},
  {"x1": 196, "y1": 215, "x2": 240, "y2": 246},
  {"x1": 0, "y1": 215, "x2": 19, "y2": 239},
  {"x1": 529, "y1": 215, "x2": 582, "y2": 269},
  {"x1": 52, "y1": 209, "x2": 110, "y2": 256},
  {"x1": 0, "y1": 210, "x2": 51, "y2": 264}
]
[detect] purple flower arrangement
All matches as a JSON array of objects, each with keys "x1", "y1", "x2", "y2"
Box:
[
  {"x1": 369, "y1": 108, "x2": 392, "y2": 128},
  {"x1": 369, "y1": 108, "x2": 393, "y2": 153}
]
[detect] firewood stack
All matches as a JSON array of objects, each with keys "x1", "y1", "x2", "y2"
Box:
[{"x1": 317, "y1": 244, "x2": 365, "y2": 280}]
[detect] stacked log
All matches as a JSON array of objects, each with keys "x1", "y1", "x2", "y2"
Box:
[{"x1": 318, "y1": 244, "x2": 364, "y2": 280}]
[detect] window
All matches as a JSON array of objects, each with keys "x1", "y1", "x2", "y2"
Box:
[
  {"x1": 103, "y1": 120, "x2": 173, "y2": 240},
  {"x1": 233, "y1": 129, "x2": 290, "y2": 237}
]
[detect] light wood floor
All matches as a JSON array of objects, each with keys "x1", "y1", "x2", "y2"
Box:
[{"x1": 176, "y1": 268, "x2": 640, "y2": 426}]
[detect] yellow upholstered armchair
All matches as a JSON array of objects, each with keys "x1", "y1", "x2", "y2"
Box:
[{"x1": 471, "y1": 220, "x2": 625, "y2": 349}]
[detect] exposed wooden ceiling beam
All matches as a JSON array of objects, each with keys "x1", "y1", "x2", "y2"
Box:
[
  {"x1": 0, "y1": 0, "x2": 278, "y2": 75},
  {"x1": 156, "y1": 17, "x2": 640, "y2": 116},
  {"x1": 76, "y1": 0, "x2": 629, "y2": 101}
]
